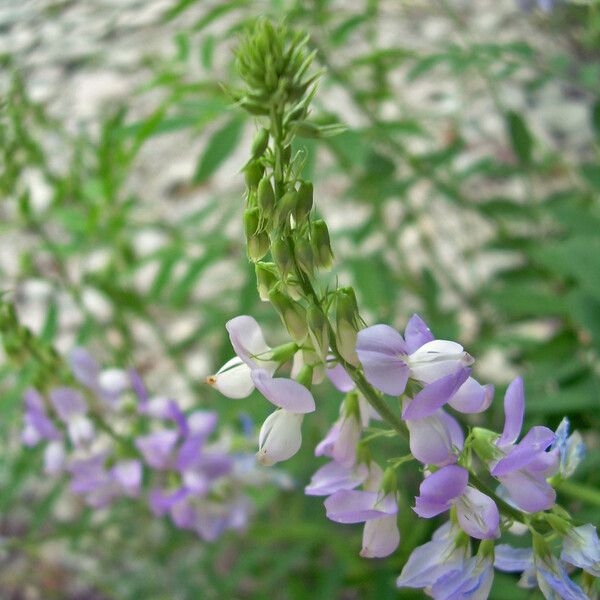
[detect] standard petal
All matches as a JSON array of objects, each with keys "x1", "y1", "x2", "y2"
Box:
[
  {"x1": 497, "y1": 377, "x2": 524, "y2": 447},
  {"x1": 455, "y1": 486, "x2": 500, "y2": 539},
  {"x1": 356, "y1": 325, "x2": 409, "y2": 395},
  {"x1": 326, "y1": 362, "x2": 356, "y2": 393},
  {"x1": 402, "y1": 368, "x2": 470, "y2": 420},
  {"x1": 447, "y1": 377, "x2": 494, "y2": 414},
  {"x1": 251, "y1": 369, "x2": 315, "y2": 413},
  {"x1": 404, "y1": 314, "x2": 434, "y2": 354},
  {"x1": 497, "y1": 470, "x2": 556, "y2": 513},
  {"x1": 414, "y1": 465, "x2": 468, "y2": 518},
  {"x1": 360, "y1": 514, "x2": 400, "y2": 558},
  {"x1": 305, "y1": 461, "x2": 368, "y2": 496},
  {"x1": 226, "y1": 315, "x2": 271, "y2": 368},
  {"x1": 207, "y1": 356, "x2": 255, "y2": 399},
  {"x1": 325, "y1": 490, "x2": 397, "y2": 524},
  {"x1": 492, "y1": 426, "x2": 555, "y2": 476}
]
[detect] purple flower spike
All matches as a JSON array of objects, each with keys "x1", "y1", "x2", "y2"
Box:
[
  {"x1": 402, "y1": 367, "x2": 470, "y2": 420},
  {"x1": 414, "y1": 465, "x2": 468, "y2": 518},
  {"x1": 111, "y1": 460, "x2": 142, "y2": 497},
  {"x1": 355, "y1": 324, "x2": 409, "y2": 395},
  {"x1": 251, "y1": 369, "x2": 315, "y2": 413},
  {"x1": 305, "y1": 461, "x2": 368, "y2": 496},
  {"x1": 325, "y1": 489, "x2": 397, "y2": 524}
]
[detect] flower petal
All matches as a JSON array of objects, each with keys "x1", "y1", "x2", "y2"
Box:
[
  {"x1": 326, "y1": 362, "x2": 356, "y2": 393},
  {"x1": 447, "y1": 377, "x2": 494, "y2": 414},
  {"x1": 413, "y1": 465, "x2": 468, "y2": 519},
  {"x1": 402, "y1": 368, "x2": 470, "y2": 420},
  {"x1": 251, "y1": 369, "x2": 315, "y2": 413},
  {"x1": 492, "y1": 426, "x2": 556, "y2": 476},
  {"x1": 360, "y1": 514, "x2": 400, "y2": 558},
  {"x1": 257, "y1": 409, "x2": 304, "y2": 466},
  {"x1": 404, "y1": 314, "x2": 435, "y2": 354},
  {"x1": 455, "y1": 486, "x2": 500, "y2": 539},
  {"x1": 305, "y1": 461, "x2": 368, "y2": 496},
  {"x1": 49, "y1": 387, "x2": 87, "y2": 421},
  {"x1": 226, "y1": 315, "x2": 272, "y2": 368},
  {"x1": 408, "y1": 340, "x2": 472, "y2": 384},
  {"x1": 497, "y1": 377, "x2": 524, "y2": 448},
  {"x1": 494, "y1": 544, "x2": 533, "y2": 572},
  {"x1": 356, "y1": 325, "x2": 409, "y2": 395},
  {"x1": 208, "y1": 356, "x2": 255, "y2": 399},
  {"x1": 497, "y1": 470, "x2": 556, "y2": 513},
  {"x1": 406, "y1": 410, "x2": 462, "y2": 466},
  {"x1": 325, "y1": 490, "x2": 397, "y2": 524}
]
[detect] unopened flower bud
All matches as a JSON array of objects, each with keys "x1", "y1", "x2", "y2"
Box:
[
  {"x1": 295, "y1": 364, "x2": 314, "y2": 389},
  {"x1": 251, "y1": 128, "x2": 269, "y2": 159},
  {"x1": 269, "y1": 341, "x2": 298, "y2": 363},
  {"x1": 311, "y1": 220, "x2": 334, "y2": 270},
  {"x1": 307, "y1": 306, "x2": 329, "y2": 360},
  {"x1": 244, "y1": 161, "x2": 264, "y2": 190},
  {"x1": 245, "y1": 208, "x2": 270, "y2": 261},
  {"x1": 255, "y1": 262, "x2": 279, "y2": 301},
  {"x1": 295, "y1": 181, "x2": 313, "y2": 223},
  {"x1": 257, "y1": 409, "x2": 304, "y2": 466},
  {"x1": 258, "y1": 176, "x2": 276, "y2": 217},
  {"x1": 295, "y1": 236, "x2": 314, "y2": 277},
  {"x1": 282, "y1": 144, "x2": 292, "y2": 164},
  {"x1": 470, "y1": 427, "x2": 502, "y2": 464},
  {"x1": 381, "y1": 467, "x2": 398, "y2": 496},
  {"x1": 272, "y1": 238, "x2": 292, "y2": 278},
  {"x1": 335, "y1": 288, "x2": 360, "y2": 365},
  {"x1": 269, "y1": 287, "x2": 308, "y2": 342},
  {"x1": 276, "y1": 190, "x2": 298, "y2": 228}
]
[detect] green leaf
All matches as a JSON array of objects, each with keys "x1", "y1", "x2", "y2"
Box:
[
  {"x1": 592, "y1": 99, "x2": 600, "y2": 139},
  {"x1": 193, "y1": 116, "x2": 244, "y2": 183},
  {"x1": 192, "y1": 0, "x2": 249, "y2": 32},
  {"x1": 505, "y1": 110, "x2": 533, "y2": 165}
]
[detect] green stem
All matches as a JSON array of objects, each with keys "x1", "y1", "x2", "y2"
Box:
[{"x1": 558, "y1": 479, "x2": 600, "y2": 508}]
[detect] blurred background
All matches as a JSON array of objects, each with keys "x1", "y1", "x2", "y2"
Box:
[{"x1": 1, "y1": 0, "x2": 599, "y2": 597}]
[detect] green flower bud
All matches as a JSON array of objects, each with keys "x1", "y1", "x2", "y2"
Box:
[
  {"x1": 381, "y1": 467, "x2": 398, "y2": 496},
  {"x1": 335, "y1": 287, "x2": 360, "y2": 366},
  {"x1": 282, "y1": 144, "x2": 292, "y2": 164},
  {"x1": 251, "y1": 128, "x2": 269, "y2": 159},
  {"x1": 311, "y1": 220, "x2": 334, "y2": 270},
  {"x1": 295, "y1": 236, "x2": 314, "y2": 277},
  {"x1": 295, "y1": 364, "x2": 314, "y2": 389},
  {"x1": 248, "y1": 232, "x2": 270, "y2": 262},
  {"x1": 244, "y1": 161, "x2": 264, "y2": 190},
  {"x1": 270, "y1": 341, "x2": 298, "y2": 363},
  {"x1": 255, "y1": 262, "x2": 279, "y2": 301},
  {"x1": 276, "y1": 190, "x2": 298, "y2": 228},
  {"x1": 268, "y1": 287, "x2": 308, "y2": 342},
  {"x1": 470, "y1": 427, "x2": 502, "y2": 464},
  {"x1": 307, "y1": 305, "x2": 329, "y2": 360},
  {"x1": 257, "y1": 176, "x2": 275, "y2": 217},
  {"x1": 271, "y1": 237, "x2": 292, "y2": 278},
  {"x1": 295, "y1": 181, "x2": 313, "y2": 223},
  {"x1": 244, "y1": 207, "x2": 261, "y2": 239}
]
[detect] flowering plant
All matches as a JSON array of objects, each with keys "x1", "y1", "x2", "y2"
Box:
[{"x1": 203, "y1": 20, "x2": 598, "y2": 598}]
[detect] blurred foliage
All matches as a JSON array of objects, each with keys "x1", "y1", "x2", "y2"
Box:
[{"x1": 1, "y1": 0, "x2": 600, "y2": 598}]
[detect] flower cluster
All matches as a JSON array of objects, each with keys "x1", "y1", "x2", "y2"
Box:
[
  {"x1": 209, "y1": 312, "x2": 594, "y2": 598},
  {"x1": 23, "y1": 348, "x2": 258, "y2": 541}
]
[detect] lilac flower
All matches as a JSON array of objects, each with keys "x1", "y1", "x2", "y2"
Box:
[
  {"x1": 206, "y1": 315, "x2": 277, "y2": 399},
  {"x1": 552, "y1": 417, "x2": 585, "y2": 479},
  {"x1": 405, "y1": 407, "x2": 464, "y2": 466},
  {"x1": 257, "y1": 409, "x2": 304, "y2": 465},
  {"x1": 535, "y1": 554, "x2": 589, "y2": 600},
  {"x1": 324, "y1": 489, "x2": 397, "y2": 523},
  {"x1": 49, "y1": 387, "x2": 94, "y2": 446},
  {"x1": 360, "y1": 514, "x2": 400, "y2": 558},
  {"x1": 305, "y1": 461, "x2": 368, "y2": 496},
  {"x1": 397, "y1": 522, "x2": 470, "y2": 591},
  {"x1": 494, "y1": 544, "x2": 533, "y2": 572},
  {"x1": 491, "y1": 377, "x2": 558, "y2": 512},
  {"x1": 561, "y1": 524, "x2": 600, "y2": 576},
  {"x1": 430, "y1": 553, "x2": 494, "y2": 600},
  {"x1": 251, "y1": 368, "x2": 315, "y2": 413},
  {"x1": 70, "y1": 347, "x2": 130, "y2": 406},
  {"x1": 43, "y1": 440, "x2": 66, "y2": 474},
  {"x1": 325, "y1": 361, "x2": 355, "y2": 392},
  {"x1": 414, "y1": 465, "x2": 499, "y2": 539},
  {"x1": 21, "y1": 388, "x2": 61, "y2": 446},
  {"x1": 135, "y1": 429, "x2": 179, "y2": 470},
  {"x1": 356, "y1": 315, "x2": 491, "y2": 414}
]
